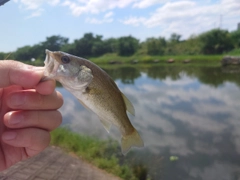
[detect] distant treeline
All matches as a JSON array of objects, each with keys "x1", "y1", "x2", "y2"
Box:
[{"x1": 1, "y1": 28, "x2": 240, "y2": 61}]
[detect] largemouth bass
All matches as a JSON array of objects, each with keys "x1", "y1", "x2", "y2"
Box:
[{"x1": 43, "y1": 49, "x2": 144, "y2": 154}]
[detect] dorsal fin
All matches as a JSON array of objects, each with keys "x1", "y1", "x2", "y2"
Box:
[{"x1": 121, "y1": 93, "x2": 135, "y2": 116}]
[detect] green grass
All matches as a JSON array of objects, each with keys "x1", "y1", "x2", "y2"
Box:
[
  {"x1": 50, "y1": 127, "x2": 138, "y2": 180},
  {"x1": 22, "y1": 53, "x2": 229, "y2": 66},
  {"x1": 226, "y1": 48, "x2": 240, "y2": 55},
  {"x1": 89, "y1": 53, "x2": 224, "y2": 65}
]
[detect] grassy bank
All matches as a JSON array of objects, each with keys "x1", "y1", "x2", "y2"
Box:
[
  {"x1": 26, "y1": 53, "x2": 225, "y2": 67},
  {"x1": 50, "y1": 128, "x2": 147, "y2": 180},
  {"x1": 90, "y1": 53, "x2": 224, "y2": 64}
]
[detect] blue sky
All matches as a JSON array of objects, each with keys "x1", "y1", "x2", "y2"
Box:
[{"x1": 0, "y1": 0, "x2": 239, "y2": 52}]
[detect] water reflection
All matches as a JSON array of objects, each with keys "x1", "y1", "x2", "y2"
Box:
[
  {"x1": 57, "y1": 65, "x2": 240, "y2": 180},
  {"x1": 103, "y1": 66, "x2": 141, "y2": 84},
  {"x1": 102, "y1": 65, "x2": 240, "y2": 87}
]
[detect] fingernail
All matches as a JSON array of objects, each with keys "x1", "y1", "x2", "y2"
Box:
[
  {"x1": 10, "y1": 93, "x2": 26, "y2": 106},
  {"x1": 9, "y1": 112, "x2": 23, "y2": 125},
  {"x1": 2, "y1": 131, "x2": 17, "y2": 141}
]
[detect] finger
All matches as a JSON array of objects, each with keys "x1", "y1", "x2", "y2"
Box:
[
  {"x1": 0, "y1": 60, "x2": 44, "y2": 88},
  {"x1": 36, "y1": 79, "x2": 56, "y2": 95},
  {"x1": 4, "y1": 110, "x2": 62, "y2": 131},
  {"x1": 7, "y1": 90, "x2": 63, "y2": 110},
  {"x1": 2, "y1": 128, "x2": 50, "y2": 157}
]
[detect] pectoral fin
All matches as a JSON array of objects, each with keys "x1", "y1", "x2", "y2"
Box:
[
  {"x1": 121, "y1": 93, "x2": 135, "y2": 116},
  {"x1": 99, "y1": 118, "x2": 112, "y2": 133},
  {"x1": 77, "y1": 65, "x2": 93, "y2": 91}
]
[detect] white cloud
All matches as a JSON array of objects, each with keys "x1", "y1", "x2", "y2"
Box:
[
  {"x1": 85, "y1": 17, "x2": 113, "y2": 24},
  {"x1": 62, "y1": 0, "x2": 136, "y2": 16},
  {"x1": 17, "y1": 0, "x2": 60, "y2": 9},
  {"x1": 104, "y1": 11, "x2": 114, "y2": 18},
  {"x1": 85, "y1": 11, "x2": 114, "y2": 24},
  {"x1": 18, "y1": 0, "x2": 45, "y2": 10},
  {"x1": 13, "y1": 0, "x2": 240, "y2": 38},
  {"x1": 49, "y1": 0, "x2": 60, "y2": 6},
  {"x1": 25, "y1": 8, "x2": 44, "y2": 19},
  {"x1": 133, "y1": 0, "x2": 167, "y2": 8},
  {"x1": 11, "y1": 0, "x2": 240, "y2": 46},
  {"x1": 121, "y1": 0, "x2": 240, "y2": 39},
  {"x1": 120, "y1": 16, "x2": 146, "y2": 27},
  {"x1": 162, "y1": 73, "x2": 196, "y2": 86},
  {"x1": 61, "y1": 0, "x2": 86, "y2": 16},
  {"x1": 15, "y1": 0, "x2": 60, "y2": 17}
]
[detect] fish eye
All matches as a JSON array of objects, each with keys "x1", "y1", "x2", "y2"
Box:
[{"x1": 61, "y1": 56, "x2": 70, "y2": 64}]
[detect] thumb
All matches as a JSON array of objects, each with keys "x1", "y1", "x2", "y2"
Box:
[{"x1": 0, "y1": 60, "x2": 44, "y2": 88}]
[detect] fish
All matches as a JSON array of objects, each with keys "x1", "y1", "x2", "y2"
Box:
[{"x1": 43, "y1": 49, "x2": 144, "y2": 154}]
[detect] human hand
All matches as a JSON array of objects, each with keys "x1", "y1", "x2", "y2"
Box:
[{"x1": 0, "y1": 60, "x2": 63, "y2": 171}]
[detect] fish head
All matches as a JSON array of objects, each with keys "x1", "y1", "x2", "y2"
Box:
[
  {"x1": 43, "y1": 49, "x2": 93, "y2": 91},
  {"x1": 44, "y1": 49, "x2": 80, "y2": 79}
]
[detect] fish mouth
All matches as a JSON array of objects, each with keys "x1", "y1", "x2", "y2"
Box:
[{"x1": 42, "y1": 49, "x2": 60, "y2": 81}]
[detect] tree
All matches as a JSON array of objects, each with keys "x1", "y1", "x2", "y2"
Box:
[
  {"x1": 146, "y1": 37, "x2": 166, "y2": 55},
  {"x1": 91, "y1": 41, "x2": 106, "y2": 57},
  {"x1": 199, "y1": 29, "x2": 234, "y2": 54},
  {"x1": 70, "y1": 33, "x2": 98, "y2": 57},
  {"x1": 118, "y1": 36, "x2": 139, "y2": 56},
  {"x1": 91, "y1": 35, "x2": 107, "y2": 56},
  {"x1": 41, "y1": 35, "x2": 69, "y2": 51},
  {"x1": 169, "y1": 33, "x2": 181, "y2": 43},
  {"x1": 103, "y1": 38, "x2": 118, "y2": 53},
  {"x1": 164, "y1": 33, "x2": 182, "y2": 55},
  {"x1": 60, "y1": 43, "x2": 76, "y2": 55},
  {"x1": 14, "y1": 46, "x2": 33, "y2": 61},
  {"x1": 31, "y1": 44, "x2": 45, "y2": 60},
  {"x1": 165, "y1": 35, "x2": 202, "y2": 55},
  {"x1": 0, "y1": 52, "x2": 6, "y2": 59},
  {"x1": 230, "y1": 30, "x2": 240, "y2": 48}
]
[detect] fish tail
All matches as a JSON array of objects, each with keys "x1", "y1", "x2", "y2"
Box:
[{"x1": 121, "y1": 128, "x2": 144, "y2": 155}]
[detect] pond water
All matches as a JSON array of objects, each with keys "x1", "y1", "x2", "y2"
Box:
[{"x1": 57, "y1": 65, "x2": 240, "y2": 180}]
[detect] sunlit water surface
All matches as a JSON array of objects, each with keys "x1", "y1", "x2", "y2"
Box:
[{"x1": 57, "y1": 65, "x2": 240, "y2": 180}]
